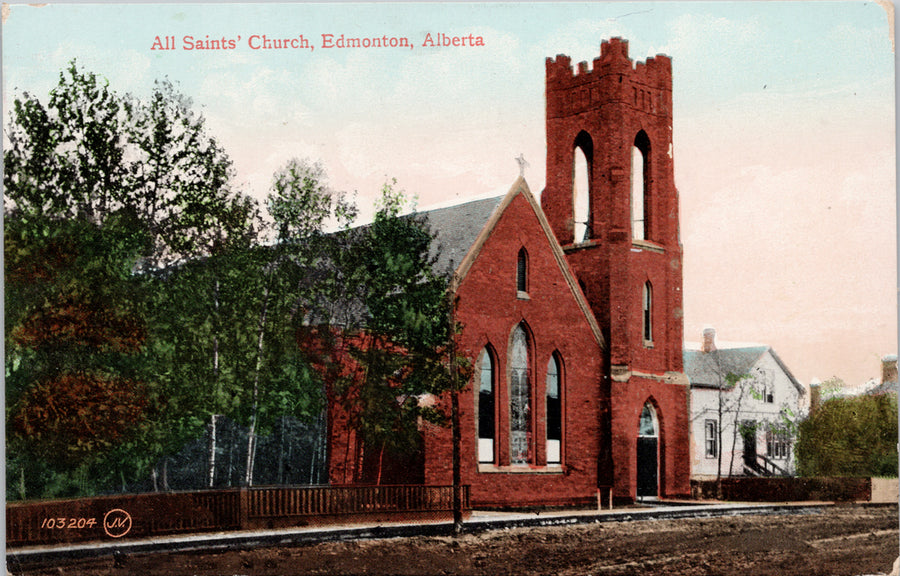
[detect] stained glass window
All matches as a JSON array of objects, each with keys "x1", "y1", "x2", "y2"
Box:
[{"x1": 510, "y1": 325, "x2": 531, "y2": 464}]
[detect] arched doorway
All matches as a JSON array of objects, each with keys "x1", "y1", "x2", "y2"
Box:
[{"x1": 637, "y1": 403, "x2": 659, "y2": 499}]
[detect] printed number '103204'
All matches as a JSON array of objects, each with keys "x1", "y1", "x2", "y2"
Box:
[{"x1": 41, "y1": 517, "x2": 98, "y2": 529}]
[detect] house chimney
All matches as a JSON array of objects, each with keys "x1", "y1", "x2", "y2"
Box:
[
  {"x1": 701, "y1": 327, "x2": 717, "y2": 353},
  {"x1": 881, "y1": 354, "x2": 898, "y2": 384},
  {"x1": 809, "y1": 378, "x2": 821, "y2": 415}
]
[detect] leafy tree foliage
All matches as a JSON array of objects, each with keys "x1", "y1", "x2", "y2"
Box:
[
  {"x1": 5, "y1": 214, "x2": 154, "y2": 498},
  {"x1": 796, "y1": 393, "x2": 898, "y2": 477},
  {"x1": 141, "y1": 243, "x2": 325, "y2": 488},
  {"x1": 4, "y1": 58, "x2": 462, "y2": 497},
  {"x1": 5, "y1": 63, "x2": 127, "y2": 222},
  {"x1": 268, "y1": 158, "x2": 356, "y2": 242},
  {"x1": 320, "y1": 180, "x2": 470, "y2": 483},
  {"x1": 4, "y1": 62, "x2": 259, "y2": 496},
  {"x1": 4, "y1": 61, "x2": 252, "y2": 269},
  {"x1": 138, "y1": 158, "x2": 359, "y2": 488}
]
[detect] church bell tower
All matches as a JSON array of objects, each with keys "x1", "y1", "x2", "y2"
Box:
[
  {"x1": 541, "y1": 37, "x2": 683, "y2": 377},
  {"x1": 541, "y1": 38, "x2": 689, "y2": 500}
]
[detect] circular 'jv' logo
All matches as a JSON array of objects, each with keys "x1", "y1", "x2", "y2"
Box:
[{"x1": 103, "y1": 508, "x2": 132, "y2": 538}]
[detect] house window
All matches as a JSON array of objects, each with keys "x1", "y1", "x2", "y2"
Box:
[
  {"x1": 477, "y1": 347, "x2": 495, "y2": 463},
  {"x1": 705, "y1": 420, "x2": 718, "y2": 459},
  {"x1": 546, "y1": 354, "x2": 562, "y2": 465},
  {"x1": 642, "y1": 282, "x2": 653, "y2": 344},
  {"x1": 763, "y1": 371, "x2": 774, "y2": 403},
  {"x1": 509, "y1": 324, "x2": 531, "y2": 464},
  {"x1": 767, "y1": 431, "x2": 790, "y2": 460},
  {"x1": 755, "y1": 369, "x2": 774, "y2": 403},
  {"x1": 516, "y1": 248, "x2": 528, "y2": 295}
]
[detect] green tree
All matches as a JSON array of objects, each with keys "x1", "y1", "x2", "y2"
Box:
[
  {"x1": 5, "y1": 213, "x2": 153, "y2": 499},
  {"x1": 148, "y1": 158, "x2": 356, "y2": 488},
  {"x1": 796, "y1": 393, "x2": 898, "y2": 477},
  {"x1": 235, "y1": 158, "x2": 359, "y2": 486},
  {"x1": 267, "y1": 158, "x2": 356, "y2": 242},
  {"x1": 4, "y1": 61, "x2": 261, "y2": 495},
  {"x1": 4, "y1": 61, "x2": 250, "y2": 269},
  {"x1": 325, "y1": 180, "x2": 469, "y2": 484},
  {"x1": 4, "y1": 62, "x2": 129, "y2": 222}
]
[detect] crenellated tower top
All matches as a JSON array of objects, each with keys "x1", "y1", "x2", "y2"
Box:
[
  {"x1": 546, "y1": 37, "x2": 671, "y2": 79},
  {"x1": 545, "y1": 38, "x2": 672, "y2": 121}
]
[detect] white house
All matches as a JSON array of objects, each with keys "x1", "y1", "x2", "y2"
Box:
[{"x1": 685, "y1": 328, "x2": 806, "y2": 479}]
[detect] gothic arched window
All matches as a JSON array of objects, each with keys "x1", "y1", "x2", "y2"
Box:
[
  {"x1": 642, "y1": 281, "x2": 653, "y2": 344},
  {"x1": 632, "y1": 131, "x2": 651, "y2": 241},
  {"x1": 477, "y1": 347, "x2": 495, "y2": 463},
  {"x1": 573, "y1": 132, "x2": 592, "y2": 242},
  {"x1": 509, "y1": 325, "x2": 531, "y2": 464},
  {"x1": 546, "y1": 354, "x2": 562, "y2": 464},
  {"x1": 517, "y1": 248, "x2": 528, "y2": 294},
  {"x1": 639, "y1": 403, "x2": 658, "y2": 438}
]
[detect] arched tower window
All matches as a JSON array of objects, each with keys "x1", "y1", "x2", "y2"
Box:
[
  {"x1": 642, "y1": 281, "x2": 653, "y2": 344},
  {"x1": 639, "y1": 403, "x2": 658, "y2": 438},
  {"x1": 477, "y1": 347, "x2": 495, "y2": 463},
  {"x1": 573, "y1": 132, "x2": 593, "y2": 243},
  {"x1": 516, "y1": 248, "x2": 528, "y2": 294},
  {"x1": 546, "y1": 354, "x2": 562, "y2": 464},
  {"x1": 509, "y1": 324, "x2": 531, "y2": 464},
  {"x1": 632, "y1": 131, "x2": 651, "y2": 241}
]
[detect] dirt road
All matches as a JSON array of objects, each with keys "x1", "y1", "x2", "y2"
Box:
[{"x1": 10, "y1": 504, "x2": 898, "y2": 576}]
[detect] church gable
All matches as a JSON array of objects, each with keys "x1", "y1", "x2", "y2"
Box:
[
  {"x1": 450, "y1": 177, "x2": 604, "y2": 351},
  {"x1": 422, "y1": 177, "x2": 606, "y2": 499}
]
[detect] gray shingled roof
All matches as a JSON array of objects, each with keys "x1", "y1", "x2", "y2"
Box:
[
  {"x1": 682, "y1": 347, "x2": 768, "y2": 388},
  {"x1": 419, "y1": 196, "x2": 504, "y2": 276},
  {"x1": 869, "y1": 380, "x2": 899, "y2": 395},
  {"x1": 683, "y1": 346, "x2": 805, "y2": 395},
  {"x1": 311, "y1": 196, "x2": 502, "y2": 326}
]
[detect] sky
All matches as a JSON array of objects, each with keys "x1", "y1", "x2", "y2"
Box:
[{"x1": 2, "y1": 1, "x2": 896, "y2": 388}]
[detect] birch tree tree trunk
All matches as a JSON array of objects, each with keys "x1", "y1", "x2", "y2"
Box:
[
  {"x1": 278, "y1": 414, "x2": 286, "y2": 485},
  {"x1": 244, "y1": 277, "x2": 271, "y2": 487},
  {"x1": 208, "y1": 278, "x2": 222, "y2": 488},
  {"x1": 207, "y1": 414, "x2": 219, "y2": 488}
]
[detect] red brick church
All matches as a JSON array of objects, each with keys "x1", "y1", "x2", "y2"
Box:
[{"x1": 328, "y1": 38, "x2": 691, "y2": 506}]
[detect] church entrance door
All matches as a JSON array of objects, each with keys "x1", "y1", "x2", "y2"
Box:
[{"x1": 636, "y1": 403, "x2": 659, "y2": 498}]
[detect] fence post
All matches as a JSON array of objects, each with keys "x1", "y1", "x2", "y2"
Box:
[{"x1": 239, "y1": 488, "x2": 250, "y2": 530}]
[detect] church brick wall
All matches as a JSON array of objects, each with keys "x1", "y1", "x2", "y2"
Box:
[
  {"x1": 421, "y1": 189, "x2": 606, "y2": 507},
  {"x1": 610, "y1": 377, "x2": 691, "y2": 500}
]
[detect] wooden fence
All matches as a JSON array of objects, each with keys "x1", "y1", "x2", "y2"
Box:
[
  {"x1": 690, "y1": 477, "x2": 875, "y2": 502},
  {"x1": 7, "y1": 484, "x2": 470, "y2": 547}
]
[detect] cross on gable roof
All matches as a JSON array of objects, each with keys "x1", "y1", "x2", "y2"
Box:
[{"x1": 419, "y1": 177, "x2": 605, "y2": 350}]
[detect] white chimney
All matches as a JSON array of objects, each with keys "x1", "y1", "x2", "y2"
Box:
[
  {"x1": 701, "y1": 327, "x2": 717, "y2": 353},
  {"x1": 809, "y1": 378, "x2": 821, "y2": 414},
  {"x1": 881, "y1": 354, "x2": 898, "y2": 384}
]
